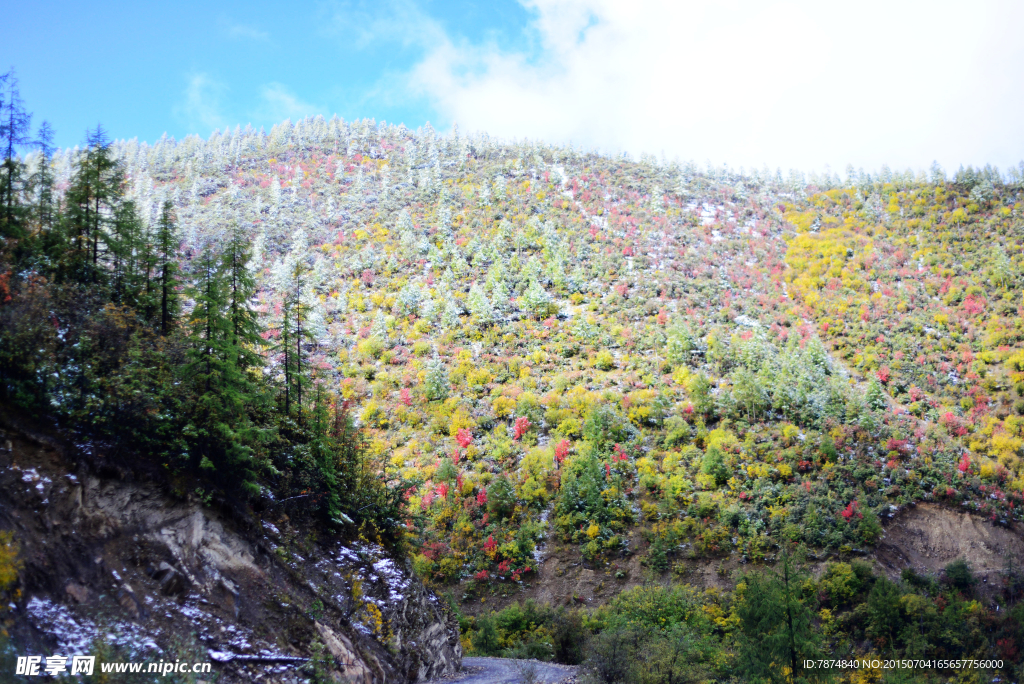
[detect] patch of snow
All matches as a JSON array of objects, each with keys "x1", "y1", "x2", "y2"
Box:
[{"x1": 26, "y1": 596, "x2": 159, "y2": 657}]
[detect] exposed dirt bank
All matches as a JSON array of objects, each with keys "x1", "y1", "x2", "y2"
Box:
[{"x1": 0, "y1": 413, "x2": 461, "y2": 683}]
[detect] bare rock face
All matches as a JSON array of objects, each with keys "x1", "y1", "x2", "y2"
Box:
[{"x1": 0, "y1": 423, "x2": 461, "y2": 683}]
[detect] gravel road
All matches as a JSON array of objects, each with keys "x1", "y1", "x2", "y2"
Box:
[{"x1": 431, "y1": 657, "x2": 577, "y2": 684}]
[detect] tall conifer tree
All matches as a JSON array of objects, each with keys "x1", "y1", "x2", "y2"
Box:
[{"x1": 154, "y1": 200, "x2": 180, "y2": 335}]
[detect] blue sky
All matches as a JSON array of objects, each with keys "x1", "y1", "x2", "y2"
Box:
[{"x1": 4, "y1": 0, "x2": 1024, "y2": 173}]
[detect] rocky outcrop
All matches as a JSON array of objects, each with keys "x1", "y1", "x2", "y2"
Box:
[{"x1": 0, "y1": 421, "x2": 461, "y2": 683}]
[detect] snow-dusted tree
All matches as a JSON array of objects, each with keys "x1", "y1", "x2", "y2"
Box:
[
  {"x1": 424, "y1": 357, "x2": 449, "y2": 401},
  {"x1": 437, "y1": 187, "x2": 453, "y2": 240},
  {"x1": 380, "y1": 163, "x2": 391, "y2": 203},
  {"x1": 269, "y1": 176, "x2": 282, "y2": 214},
  {"x1": 397, "y1": 209, "x2": 417, "y2": 257},
  {"x1": 804, "y1": 336, "x2": 830, "y2": 374},
  {"x1": 393, "y1": 282, "x2": 423, "y2": 317},
  {"x1": 467, "y1": 283, "x2": 496, "y2": 326},
  {"x1": 441, "y1": 299, "x2": 461, "y2": 330},
  {"x1": 864, "y1": 377, "x2": 887, "y2": 411},
  {"x1": 991, "y1": 245, "x2": 1015, "y2": 289},
  {"x1": 666, "y1": 320, "x2": 700, "y2": 365},
  {"x1": 520, "y1": 279, "x2": 552, "y2": 319},
  {"x1": 451, "y1": 247, "x2": 469, "y2": 276},
  {"x1": 370, "y1": 309, "x2": 389, "y2": 344},
  {"x1": 650, "y1": 186, "x2": 664, "y2": 212},
  {"x1": 490, "y1": 276, "x2": 510, "y2": 313}
]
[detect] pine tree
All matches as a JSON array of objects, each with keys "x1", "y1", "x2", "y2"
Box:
[
  {"x1": 184, "y1": 246, "x2": 260, "y2": 494},
  {"x1": 520, "y1": 279, "x2": 552, "y2": 319},
  {"x1": 221, "y1": 222, "x2": 263, "y2": 372},
  {"x1": 154, "y1": 201, "x2": 181, "y2": 335},
  {"x1": 731, "y1": 366, "x2": 764, "y2": 421},
  {"x1": 865, "y1": 376, "x2": 887, "y2": 411},
  {"x1": 0, "y1": 72, "x2": 32, "y2": 243},
  {"x1": 397, "y1": 209, "x2": 417, "y2": 257},
  {"x1": 991, "y1": 245, "x2": 1015, "y2": 290},
  {"x1": 284, "y1": 275, "x2": 312, "y2": 416},
  {"x1": 108, "y1": 200, "x2": 146, "y2": 307},
  {"x1": 29, "y1": 121, "x2": 57, "y2": 238},
  {"x1": 370, "y1": 309, "x2": 389, "y2": 344},
  {"x1": 736, "y1": 548, "x2": 822, "y2": 684},
  {"x1": 441, "y1": 299, "x2": 461, "y2": 330},
  {"x1": 424, "y1": 357, "x2": 449, "y2": 401},
  {"x1": 63, "y1": 126, "x2": 123, "y2": 283},
  {"x1": 665, "y1": 320, "x2": 696, "y2": 365},
  {"x1": 273, "y1": 230, "x2": 314, "y2": 416},
  {"x1": 467, "y1": 282, "x2": 496, "y2": 326}
]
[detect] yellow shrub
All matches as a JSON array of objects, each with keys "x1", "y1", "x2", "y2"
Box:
[
  {"x1": 467, "y1": 367, "x2": 492, "y2": 388},
  {"x1": 360, "y1": 400, "x2": 386, "y2": 428},
  {"x1": 707, "y1": 428, "x2": 738, "y2": 451},
  {"x1": 672, "y1": 366, "x2": 691, "y2": 386},
  {"x1": 340, "y1": 378, "x2": 358, "y2": 400},
  {"x1": 979, "y1": 460, "x2": 997, "y2": 480},
  {"x1": 636, "y1": 457, "x2": 658, "y2": 478},
  {"x1": 0, "y1": 531, "x2": 20, "y2": 596},
  {"x1": 782, "y1": 424, "x2": 799, "y2": 446},
  {"x1": 493, "y1": 396, "x2": 516, "y2": 418},
  {"x1": 357, "y1": 337, "x2": 384, "y2": 359},
  {"x1": 747, "y1": 463, "x2": 770, "y2": 479}
]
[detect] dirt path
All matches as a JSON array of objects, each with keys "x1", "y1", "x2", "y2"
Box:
[{"x1": 432, "y1": 657, "x2": 576, "y2": 684}]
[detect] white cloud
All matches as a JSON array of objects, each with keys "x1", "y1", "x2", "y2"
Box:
[
  {"x1": 254, "y1": 83, "x2": 324, "y2": 123},
  {"x1": 175, "y1": 73, "x2": 231, "y2": 135},
  {"x1": 404, "y1": 0, "x2": 1024, "y2": 172},
  {"x1": 322, "y1": 0, "x2": 445, "y2": 50}
]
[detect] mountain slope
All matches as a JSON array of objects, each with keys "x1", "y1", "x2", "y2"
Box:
[{"x1": 22, "y1": 119, "x2": 1021, "y2": 598}]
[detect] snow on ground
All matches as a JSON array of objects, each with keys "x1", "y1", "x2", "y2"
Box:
[{"x1": 26, "y1": 596, "x2": 160, "y2": 656}]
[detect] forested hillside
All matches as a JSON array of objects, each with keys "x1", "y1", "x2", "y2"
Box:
[{"x1": 2, "y1": 74, "x2": 1024, "y2": 681}]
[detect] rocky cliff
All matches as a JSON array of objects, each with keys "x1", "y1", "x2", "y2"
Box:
[{"x1": 0, "y1": 415, "x2": 461, "y2": 683}]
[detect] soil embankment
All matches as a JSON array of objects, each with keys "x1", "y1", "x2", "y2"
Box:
[{"x1": 0, "y1": 415, "x2": 461, "y2": 683}]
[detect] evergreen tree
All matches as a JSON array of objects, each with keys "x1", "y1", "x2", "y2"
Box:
[
  {"x1": 154, "y1": 201, "x2": 181, "y2": 335},
  {"x1": 370, "y1": 309, "x2": 389, "y2": 344},
  {"x1": 441, "y1": 298, "x2": 461, "y2": 330},
  {"x1": 28, "y1": 121, "x2": 57, "y2": 237},
  {"x1": 424, "y1": 357, "x2": 449, "y2": 401},
  {"x1": 276, "y1": 292, "x2": 313, "y2": 417},
  {"x1": 689, "y1": 372, "x2": 715, "y2": 419},
  {"x1": 273, "y1": 230, "x2": 314, "y2": 416},
  {"x1": 0, "y1": 72, "x2": 32, "y2": 243},
  {"x1": 221, "y1": 222, "x2": 263, "y2": 372},
  {"x1": 991, "y1": 245, "x2": 1015, "y2": 290},
  {"x1": 108, "y1": 200, "x2": 133, "y2": 300},
  {"x1": 731, "y1": 366, "x2": 764, "y2": 421},
  {"x1": 665, "y1": 320, "x2": 697, "y2": 365},
  {"x1": 467, "y1": 282, "x2": 496, "y2": 326},
  {"x1": 184, "y1": 246, "x2": 260, "y2": 494},
  {"x1": 63, "y1": 126, "x2": 123, "y2": 283},
  {"x1": 864, "y1": 376, "x2": 887, "y2": 411},
  {"x1": 736, "y1": 549, "x2": 822, "y2": 684},
  {"x1": 520, "y1": 278, "x2": 552, "y2": 319}
]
